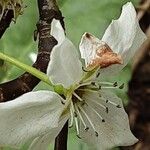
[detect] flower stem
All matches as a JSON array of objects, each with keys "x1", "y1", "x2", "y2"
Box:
[{"x1": 0, "y1": 52, "x2": 52, "y2": 86}]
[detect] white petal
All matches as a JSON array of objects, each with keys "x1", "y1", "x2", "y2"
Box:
[
  {"x1": 79, "y1": 90, "x2": 138, "y2": 150},
  {"x1": 101, "y1": 2, "x2": 146, "y2": 75},
  {"x1": 0, "y1": 91, "x2": 65, "y2": 148},
  {"x1": 29, "y1": 52, "x2": 37, "y2": 63},
  {"x1": 51, "y1": 19, "x2": 66, "y2": 45},
  {"x1": 79, "y1": 32, "x2": 105, "y2": 67},
  {"x1": 29, "y1": 114, "x2": 69, "y2": 150},
  {"x1": 47, "y1": 29, "x2": 83, "y2": 88},
  {"x1": 79, "y1": 32, "x2": 122, "y2": 69}
]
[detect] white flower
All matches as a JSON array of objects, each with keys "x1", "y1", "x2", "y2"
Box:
[{"x1": 0, "y1": 2, "x2": 146, "y2": 150}]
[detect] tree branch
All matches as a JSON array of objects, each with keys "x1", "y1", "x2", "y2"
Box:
[
  {"x1": 0, "y1": 0, "x2": 64, "y2": 102},
  {"x1": 0, "y1": 9, "x2": 14, "y2": 38},
  {"x1": 54, "y1": 121, "x2": 68, "y2": 150}
]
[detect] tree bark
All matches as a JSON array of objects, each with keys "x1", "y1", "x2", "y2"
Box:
[{"x1": 0, "y1": 0, "x2": 64, "y2": 102}]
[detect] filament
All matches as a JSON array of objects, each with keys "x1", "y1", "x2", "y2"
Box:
[
  {"x1": 75, "y1": 104, "x2": 89, "y2": 131},
  {"x1": 73, "y1": 92, "x2": 83, "y2": 102},
  {"x1": 88, "y1": 98, "x2": 108, "y2": 113},
  {"x1": 106, "y1": 100, "x2": 121, "y2": 108},
  {"x1": 74, "y1": 114, "x2": 80, "y2": 138},
  {"x1": 86, "y1": 101, "x2": 105, "y2": 122},
  {"x1": 69, "y1": 107, "x2": 74, "y2": 128},
  {"x1": 78, "y1": 105, "x2": 98, "y2": 137}
]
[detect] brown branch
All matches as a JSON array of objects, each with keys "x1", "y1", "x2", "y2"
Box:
[
  {"x1": 0, "y1": 9, "x2": 14, "y2": 38},
  {"x1": 0, "y1": 0, "x2": 64, "y2": 102},
  {"x1": 54, "y1": 121, "x2": 68, "y2": 150}
]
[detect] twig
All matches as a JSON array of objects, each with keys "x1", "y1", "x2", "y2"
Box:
[
  {"x1": 0, "y1": 9, "x2": 14, "y2": 38},
  {"x1": 0, "y1": 0, "x2": 64, "y2": 102},
  {"x1": 54, "y1": 121, "x2": 68, "y2": 150}
]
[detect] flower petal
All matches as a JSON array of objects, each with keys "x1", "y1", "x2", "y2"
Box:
[
  {"x1": 79, "y1": 32, "x2": 123, "y2": 69},
  {"x1": 51, "y1": 19, "x2": 66, "y2": 45},
  {"x1": 0, "y1": 91, "x2": 65, "y2": 148},
  {"x1": 79, "y1": 90, "x2": 138, "y2": 150},
  {"x1": 29, "y1": 114, "x2": 69, "y2": 150},
  {"x1": 101, "y1": 2, "x2": 146, "y2": 75},
  {"x1": 47, "y1": 20, "x2": 83, "y2": 88}
]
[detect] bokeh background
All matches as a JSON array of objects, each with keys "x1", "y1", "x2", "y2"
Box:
[{"x1": 0, "y1": 0, "x2": 140, "y2": 150}]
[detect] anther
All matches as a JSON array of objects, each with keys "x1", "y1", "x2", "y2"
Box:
[
  {"x1": 119, "y1": 83, "x2": 124, "y2": 89},
  {"x1": 99, "y1": 93, "x2": 101, "y2": 97},
  {"x1": 81, "y1": 101, "x2": 86, "y2": 106},
  {"x1": 74, "y1": 112, "x2": 78, "y2": 117},
  {"x1": 113, "y1": 82, "x2": 118, "y2": 87},
  {"x1": 116, "y1": 105, "x2": 121, "y2": 108},
  {"x1": 82, "y1": 66, "x2": 89, "y2": 72},
  {"x1": 98, "y1": 85, "x2": 101, "y2": 89},
  {"x1": 76, "y1": 135, "x2": 82, "y2": 139},
  {"x1": 84, "y1": 127, "x2": 89, "y2": 131},
  {"x1": 95, "y1": 131, "x2": 99, "y2": 137},
  {"x1": 102, "y1": 119, "x2": 105, "y2": 122},
  {"x1": 106, "y1": 100, "x2": 121, "y2": 108},
  {"x1": 91, "y1": 82, "x2": 96, "y2": 86},
  {"x1": 61, "y1": 100, "x2": 65, "y2": 105},
  {"x1": 106, "y1": 107, "x2": 109, "y2": 113},
  {"x1": 106, "y1": 100, "x2": 109, "y2": 103},
  {"x1": 96, "y1": 72, "x2": 100, "y2": 78}
]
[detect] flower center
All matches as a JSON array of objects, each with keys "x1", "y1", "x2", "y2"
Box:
[{"x1": 68, "y1": 71, "x2": 124, "y2": 138}]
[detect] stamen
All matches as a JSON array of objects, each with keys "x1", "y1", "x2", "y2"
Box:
[
  {"x1": 74, "y1": 113, "x2": 80, "y2": 138},
  {"x1": 73, "y1": 92, "x2": 83, "y2": 102},
  {"x1": 90, "y1": 82, "x2": 101, "y2": 89},
  {"x1": 60, "y1": 98, "x2": 66, "y2": 105},
  {"x1": 75, "y1": 104, "x2": 89, "y2": 131},
  {"x1": 113, "y1": 82, "x2": 118, "y2": 87},
  {"x1": 101, "y1": 83, "x2": 124, "y2": 90},
  {"x1": 69, "y1": 107, "x2": 74, "y2": 128},
  {"x1": 78, "y1": 105, "x2": 99, "y2": 137},
  {"x1": 101, "y1": 86, "x2": 118, "y2": 89},
  {"x1": 82, "y1": 66, "x2": 89, "y2": 72},
  {"x1": 86, "y1": 101, "x2": 105, "y2": 122},
  {"x1": 106, "y1": 100, "x2": 121, "y2": 108},
  {"x1": 96, "y1": 72, "x2": 100, "y2": 78},
  {"x1": 119, "y1": 83, "x2": 124, "y2": 89},
  {"x1": 89, "y1": 98, "x2": 108, "y2": 113},
  {"x1": 96, "y1": 81, "x2": 118, "y2": 87},
  {"x1": 78, "y1": 82, "x2": 91, "y2": 87},
  {"x1": 77, "y1": 88, "x2": 99, "y2": 93},
  {"x1": 91, "y1": 82, "x2": 96, "y2": 86}
]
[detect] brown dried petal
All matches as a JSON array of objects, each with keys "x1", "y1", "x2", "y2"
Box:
[{"x1": 88, "y1": 43, "x2": 123, "y2": 69}]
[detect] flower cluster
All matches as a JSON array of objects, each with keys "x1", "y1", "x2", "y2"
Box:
[{"x1": 0, "y1": 2, "x2": 146, "y2": 150}]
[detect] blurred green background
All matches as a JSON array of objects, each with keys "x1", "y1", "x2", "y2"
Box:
[{"x1": 0, "y1": 0, "x2": 138, "y2": 149}]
